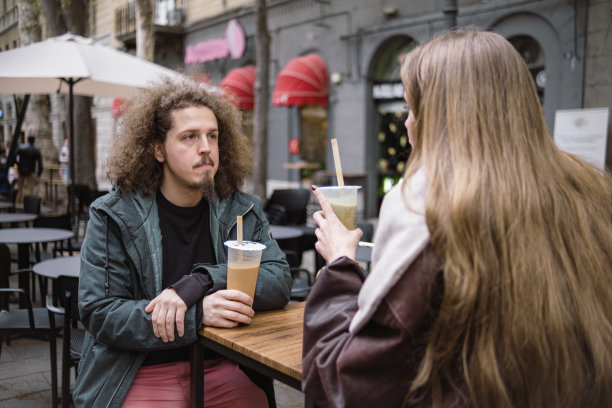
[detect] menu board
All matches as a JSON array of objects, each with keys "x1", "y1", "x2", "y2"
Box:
[{"x1": 553, "y1": 108, "x2": 609, "y2": 169}]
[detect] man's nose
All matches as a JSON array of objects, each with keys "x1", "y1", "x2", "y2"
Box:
[{"x1": 197, "y1": 136, "x2": 211, "y2": 153}]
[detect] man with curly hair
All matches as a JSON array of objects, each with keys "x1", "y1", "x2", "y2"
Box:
[{"x1": 73, "y1": 77, "x2": 292, "y2": 408}]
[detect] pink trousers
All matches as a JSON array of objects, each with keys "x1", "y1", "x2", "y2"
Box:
[{"x1": 121, "y1": 358, "x2": 268, "y2": 408}]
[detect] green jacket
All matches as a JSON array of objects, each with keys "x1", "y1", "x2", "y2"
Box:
[{"x1": 73, "y1": 188, "x2": 292, "y2": 408}]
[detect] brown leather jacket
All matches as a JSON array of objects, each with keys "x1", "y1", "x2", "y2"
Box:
[{"x1": 302, "y1": 247, "x2": 468, "y2": 407}]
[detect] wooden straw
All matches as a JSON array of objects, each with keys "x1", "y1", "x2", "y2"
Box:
[
  {"x1": 237, "y1": 215, "x2": 243, "y2": 245},
  {"x1": 331, "y1": 138, "x2": 344, "y2": 187}
]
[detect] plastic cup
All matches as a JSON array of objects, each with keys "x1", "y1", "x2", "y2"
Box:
[
  {"x1": 225, "y1": 240, "x2": 266, "y2": 298},
  {"x1": 318, "y1": 186, "x2": 361, "y2": 230}
]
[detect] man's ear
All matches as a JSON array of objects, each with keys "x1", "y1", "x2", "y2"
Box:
[{"x1": 153, "y1": 142, "x2": 165, "y2": 163}]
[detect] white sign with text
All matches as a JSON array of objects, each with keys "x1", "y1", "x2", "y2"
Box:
[{"x1": 553, "y1": 107, "x2": 609, "y2": 169}]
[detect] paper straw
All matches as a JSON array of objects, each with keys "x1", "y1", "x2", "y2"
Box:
[
  {"x1": 331, "y1": 138, "x2": 344, "y2": 187},
  {"x1": 237, "y1": 215, "x2": 243, "y2": 245}
]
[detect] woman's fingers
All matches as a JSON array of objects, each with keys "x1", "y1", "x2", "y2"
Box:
[{"x1": 312, "y1": 186, "x2": 334, "y2": 214}]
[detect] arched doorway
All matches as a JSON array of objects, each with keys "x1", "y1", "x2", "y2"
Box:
[
  {"x1": 509, "y1": 35, "x2": 546, "y2": 105},
  {"x1": 367, "y1": 36, "x2": 416, "y2": 213}
]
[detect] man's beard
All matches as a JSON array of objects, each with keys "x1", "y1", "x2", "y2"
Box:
[
  {"x1": 191, "y1": 155, "x2": 216, "y2": 200},
  {"x1": 192, "y1": 176, "x2": 215, "y2": 201}
]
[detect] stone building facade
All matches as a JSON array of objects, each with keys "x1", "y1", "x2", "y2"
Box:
[{"x1": 1, "y1": 0, "x2": 610, "y2": 218}]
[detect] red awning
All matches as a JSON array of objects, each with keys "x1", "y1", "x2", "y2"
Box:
[
  {"x1": 219, "y1": 65, "x2": 256, "y2": 110},
  {"x1": 111, "y1": 98, "x2": 126, "y2": 117},
  {"x1": 272, "y1": 54, "x2": 328, "y2": 107}
]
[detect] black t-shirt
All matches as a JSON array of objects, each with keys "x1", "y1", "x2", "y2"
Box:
[{"x1": 142, "y1": 191, "x2": 216, "y2": 366}]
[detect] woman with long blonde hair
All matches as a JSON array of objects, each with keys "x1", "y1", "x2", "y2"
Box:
[{"x1": 302, "y1": 30, "x2": 612, "y2": 407}]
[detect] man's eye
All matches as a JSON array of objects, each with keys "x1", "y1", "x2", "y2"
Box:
[
  {"x1": 184, "y1": 134, "x2": 194, "y2": 140},
  {"x1": 208, "y1": 133, "x2": 218, "y2": 140}
]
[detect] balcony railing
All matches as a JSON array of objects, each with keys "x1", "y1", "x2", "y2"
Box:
[{"x1": 115, "y1": 1, "x2": 184, "y2": 38}]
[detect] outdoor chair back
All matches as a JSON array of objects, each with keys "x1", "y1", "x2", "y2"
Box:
[
  {"x1": 0, "y1": 287, "x2": 62, "y2": 406},
  {"x1": 264, "y1": 189, "x2": 311, "y2": 225},
  {"x1": 23, "y1": 195, "x2": 41, "y2": 215},
  {"x1": 46, "y1": 276, "x2": 84, "y2": 408}
]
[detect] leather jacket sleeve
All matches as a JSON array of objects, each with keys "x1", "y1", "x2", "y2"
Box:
[{"x1": 302, "y1": 249, "x2": 442, "y2": 408}]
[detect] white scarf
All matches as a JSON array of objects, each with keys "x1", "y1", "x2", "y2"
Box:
[{"x1": 349, "y1": 168, "x2": 430, "y2": 333}]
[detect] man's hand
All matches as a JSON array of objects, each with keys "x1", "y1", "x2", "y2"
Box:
[
  {"x1": 145, "y1": 288, "x2": 187, "y2": 342},
  {"x1": 202, "y1": 290, "x2": 254, "y2": 328}
]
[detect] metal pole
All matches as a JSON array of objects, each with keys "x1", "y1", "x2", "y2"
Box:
[
  {"x1": 67, "y1": 79, "x2": 77, "y2": 220},
  {"x1": 443, "y1": 0, "x2": 458, "y2": 30}
]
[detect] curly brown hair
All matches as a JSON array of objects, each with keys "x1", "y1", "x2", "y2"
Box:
[{"x1": 107, "y1": 76, "x2": 252, "y2": 199}]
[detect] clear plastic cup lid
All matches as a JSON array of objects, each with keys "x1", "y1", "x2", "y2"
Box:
[{"x1": 224, "y1": 240, "x2": 266, "y2": 251}]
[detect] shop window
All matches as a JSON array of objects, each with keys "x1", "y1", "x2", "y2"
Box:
[
  {"x1": 299, "y1": 105, "x2": 327, "y2": 179},
  {"x1": 371, "y1": 36, "x2": 416, "y2": 209}
]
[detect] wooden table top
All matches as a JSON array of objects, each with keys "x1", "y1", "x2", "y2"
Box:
[{"x1": 199, "y1": 301, "x2": 304, "y2": 381}]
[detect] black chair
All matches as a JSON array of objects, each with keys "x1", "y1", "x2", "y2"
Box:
[
  {"x1": 265, "y1": 189, "x2": 317, "y2": 299},
  {"x1": 264, "y1": 189, "x2": 311, "y2": 226},
  {"x1": 286, "y1": 250, "x2": 313, "y2": 301},
  {"x1": 46, "y1": 276, "x2": 84, "y2": 408},
  {"x1": 30, "y1": 214, "x2": 75, "y2": 303},
  {"x1": 0, "y1": 288, "x2": 62, "y2": 407},
  {"x1": 0, "y1": 243, "x2": 36, "y2": 311},
  {"x1": 23, "y1": 194, "x2": 41, "y2": 214},
  {"x1": 6, "y1": 187, "x2": 17, "y2": 212},
  {"x1": 33, "y1": 214, "x2": 75, "y2": 259},
  {"x1": 69, "y1": 184, "x2": 93, "y2": 243}
]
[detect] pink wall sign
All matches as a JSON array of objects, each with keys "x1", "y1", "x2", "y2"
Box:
[{"x1": 185, "y1": 19, "x2": 246, "y2": 64}]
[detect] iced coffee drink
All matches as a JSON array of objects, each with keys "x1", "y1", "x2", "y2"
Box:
[
  {"x1": 225, "y1": 241, "x2": 266, "y2": 298},
  {"x1": 318, "y1": 186, "x2": 361, "y2": 230}
]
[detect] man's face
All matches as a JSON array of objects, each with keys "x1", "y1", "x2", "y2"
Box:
[{"x1": 154, "y1": 106, "x2": 220, "y2": 200}]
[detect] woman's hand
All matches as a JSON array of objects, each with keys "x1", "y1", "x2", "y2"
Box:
[
  {"x1": 202, "y1": 290, "x2": 255, "y2": 328},
  {"x1": 312, "y1": 185, "x2": 362, "y2": 264},
  {"x1": 145, "y1": 288, "x2": 187, "y2": 343}
]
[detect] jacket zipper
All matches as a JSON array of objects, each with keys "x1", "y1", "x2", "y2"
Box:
[{"x1": 105, "y1": 359, "x2": 135, "y2": 408}]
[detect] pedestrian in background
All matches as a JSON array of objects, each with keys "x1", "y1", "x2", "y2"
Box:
[
  {"x1": 303, "y1": 30, "x2": 612, "y2": 408},
  {"x1": 15, "y1": 134, "x2": 42, "y2": 204}
]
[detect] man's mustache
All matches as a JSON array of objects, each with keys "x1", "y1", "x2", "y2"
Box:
[{"x1": 193, "y1": 157, "x2": 215, "y2": 169}]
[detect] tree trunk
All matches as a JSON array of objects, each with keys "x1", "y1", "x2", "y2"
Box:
[
  {"x1": 17, "y1": 0, "x2": 57, "y2": 202},
  {"x1": 135, "y1": 0, "x2": 155, "y2": 61},
  {"x1": 251, "y1": 0, "x2": 270, "y2": 200},
  {"x1": 40, "y1": 0, "x2": 96, "y2": 189}
]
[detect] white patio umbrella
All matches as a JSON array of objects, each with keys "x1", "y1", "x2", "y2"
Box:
[{"x1": 0, "y1": 32, "x2": 184, "y2": 214}]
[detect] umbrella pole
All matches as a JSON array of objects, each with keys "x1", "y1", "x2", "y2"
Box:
[
  {"x1": 63, "y1": 78, "x2": 81, "y2": 225},
  {"x1": 69, "y1": 81, "x2": 75, "y2": 221}
]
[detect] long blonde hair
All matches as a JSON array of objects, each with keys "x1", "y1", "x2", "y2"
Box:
[{"x1": 401, "y1": 30, "x2": 612, "y2": 407}]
